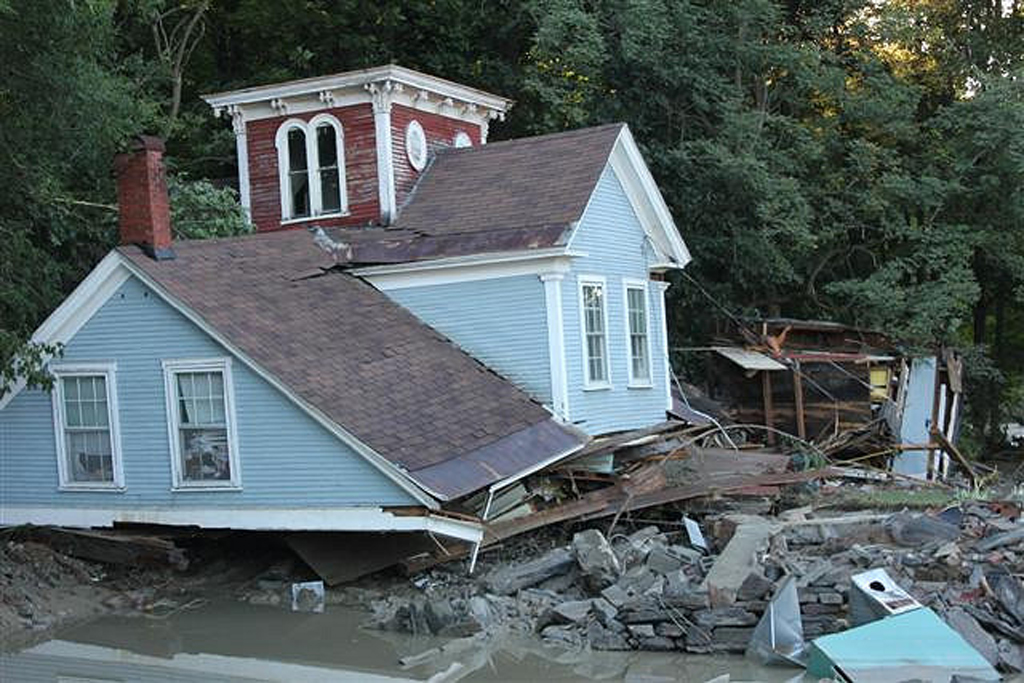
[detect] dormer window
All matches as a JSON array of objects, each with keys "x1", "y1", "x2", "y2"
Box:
[{"x1": 275, "y1": 114, "x2": 347, "y2": 222}]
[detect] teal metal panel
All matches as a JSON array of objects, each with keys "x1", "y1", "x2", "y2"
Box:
[
  {"x1": 563, "y1": 165, "x2": 669, "y2": 435},
  {"x1": 806, "y1": 608, "x2": 998, "y2": 681},
  {"x1": 0, "y1": 277, "x2": 417, "y2": 508},
  {"x1": 386, "y1": 275, "x2": 552, "y2": 404}
]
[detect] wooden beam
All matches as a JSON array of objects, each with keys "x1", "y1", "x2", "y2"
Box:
[
  {"x1": 793, "y1": 361, "x2": 807, "y2": 440},
  {"x1": 927, "y1": 353, "x2": 944, "y2": 479},
  {"x1": 761, "y1": 370, "x2": 776, "y2": 445}
]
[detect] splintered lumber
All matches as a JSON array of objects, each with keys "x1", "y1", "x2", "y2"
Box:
[{"x1": 13, "y1": 526, "x2": 184, "y2": 567}]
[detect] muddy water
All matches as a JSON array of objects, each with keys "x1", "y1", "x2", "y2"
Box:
[{"x1": 1, "y1": 600, "x2": 797, "y2": 682}]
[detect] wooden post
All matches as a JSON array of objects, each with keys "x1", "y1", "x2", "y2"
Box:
[
  {"x1": 926, "y1": 351, "x2": 944, "y2": 480},
  {"x1": 793, "y1": 361, "x2": 806, "y2": 441},
  {"x1": 762, "y1": 371, "x2": 776, "y2": 445}
]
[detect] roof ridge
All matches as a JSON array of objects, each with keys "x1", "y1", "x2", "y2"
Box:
[{"x1": 440, "y1": 121, "x2": 625, "y2": 156}]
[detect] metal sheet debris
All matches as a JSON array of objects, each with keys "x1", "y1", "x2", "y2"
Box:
[
  {"x1": 711, "y1": 346, "x2": 788, "y2": 371},
  {"x1": 746, "y1": 575, "x2": 807, "y2": 667},
  {"x1": 806, "y1": 607, "x2": 999, "y2": 681},
  {"x1": 848, "y1": 568, "x2": 921, "y2": 627}
]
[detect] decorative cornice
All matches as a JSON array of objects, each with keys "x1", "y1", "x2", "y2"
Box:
[
  {"x1": 270, "y1": 98, "x2": 289, "y2": 115},
  {"x1": 318, "y1": 89, "x2": 336, "y2": 107},
  {"x1": 227, "y1": 105, "x2": 245, "y2": 136},
  {"x1": 366, "y1": 79, "x2": 403, "y2": 114}
]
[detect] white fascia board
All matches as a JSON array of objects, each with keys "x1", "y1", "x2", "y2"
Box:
[
  {"x1": 204, "y1": 64, "x2": 512, "y2": 122},
  {"x1": 609, "y1": 126, "x2": 692, "y2": 268},
  {"x1": 0, "y1": 251, "x2": 130, "y2": 411},
  {"x1": 117, "y1": 255, "x2": 439, "y2": 510},
  {"x1": 354, "y1": 248, "x2": 581, "y2": 291},
  {"x1": 0, "y1": 506, "x2": 483, "y2": 543}
]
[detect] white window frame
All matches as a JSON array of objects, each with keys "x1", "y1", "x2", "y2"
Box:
[
  {"x1": 275, "y1": 114, "x2": 348, "y2": 224},
  {"x1": 51, "y1": 362, "x2": 124, "y2": 491},
  {"x1": 623, "y1": 278, "x2": 654, "y2": 388},
  {"x1": 578, "y1": 275, "x2": 612, "y2": 390},
  {"x1": 162, "y1": 357, "x2": 242, "y2": 491}
]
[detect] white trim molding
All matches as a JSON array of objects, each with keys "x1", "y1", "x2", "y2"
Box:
[
  {"x1": 622, "y1": 278, "x2": 655, "y2": 389},
  {"x1": 355, "y1": 248, "x2": 579, "y2": 291},
  {"x1": 0, "y1": 506, "x2": 484, "y2": 543},
  {"x1": 274, "y1": 114, "x2": 349, "y2": 222},
  {"x1": 162, "y1": 357, "x2": 243, "y2": 492},
  {"x1": 608, "y1": 126, "x2": 692, "y2": 268},
  {"x1": 577, "y1": 274, "x2": 612, "y2": 391},
  {"x1": 50, "y1": 362, "x2": 125, "y2": 491},
  {"x1": 652, "y1": 280, "x2": 673, "y2": 410},
  {"x1": 367, "y1": 79, "x2": 398, "y2": 223},
  {"x1": 0, "y1": 252, "x2": 130, "y2": 412},
  {"x1": 204, "y1": 64, "x2": 512, "y2": 127},
  {"x1": 540, "y1": 272, "x2": 570, "y2": 420},
  {"x1": 228, "y1": 105, "x2": 252, "y2": 221}
]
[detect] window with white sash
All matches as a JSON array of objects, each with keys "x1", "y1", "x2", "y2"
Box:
[
  {"x1": 579, "y1": 276, "x2": 611, "y2": 389},
  {"x1": 163, "y1": 358, "x2": 241, "y2": 490},
  {"x1": 624, "y1": 279, "x2": 653, "y2": 387},
  {"x1": 51, "y1": 363, "x2": 124, "y2": 489},
  {"x1": 275, "y1": 114, "x2": 347, "y2": 222}
]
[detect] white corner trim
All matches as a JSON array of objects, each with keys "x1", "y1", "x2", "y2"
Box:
[
  {"x1": 0, "y1": 506, "x2": 483, "y2": 542},
  {"x1": 50, "y1": 362, "x2": 125, "y2": 491},
  {"x1": 369, "y1": 82, "x2": 397, "y2": 223},
  {"x1": 0, "y1": 251, "x2": 130, "y2": 412},
  {"x1": 609, "y1": 126, "x2": 692, "y2": 268},
  {"x1": 230, "y1": 107, "x2": 252, "y2": 221},
  {"x1": 117, "y1": 255, "x2": 439, "y2": 509},
  {"x1": 355, "y1": 249, "x2": 579, "y2": 291},
  {"x1": 161, "y1": 357, "x2": 243, "y2": 491},
  {"x1": 622, "y1": 278, "x2": 655, "y2": 389},
  {"x1": 577, "y1": 274, "x2": 612, "y2": 391},
  {"x1": 653, "y1": 280, "x2": 672, "y2": 410},
  {"x1": 540, "y1": 272, "x2": 570, "y2": 420}
]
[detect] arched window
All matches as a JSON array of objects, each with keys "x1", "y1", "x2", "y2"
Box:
[{"x1": 275, "y1": 115, "x2": 347, "y2": 221}]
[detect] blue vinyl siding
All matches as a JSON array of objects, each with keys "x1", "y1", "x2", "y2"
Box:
[
  {"x1": 386, "y1": 275, "x2": 552, "y2": 404},
  {"x1": 564, "y1": 165, "x2": 669, "y2": 434},
  {"x1": 0, "y1": 276, "x2": 416, "y2": 508}
]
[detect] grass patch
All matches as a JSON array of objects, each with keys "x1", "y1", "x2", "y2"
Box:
[{"x1": 823, "y1": 488, "x2": 959, "y2": 511}]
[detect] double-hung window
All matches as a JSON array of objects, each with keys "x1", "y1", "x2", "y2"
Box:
[
  {"x1": 51, "y1": 363, "x2": 124, "y2": 489},
  {"x1": 163, "y1": 358, "x2": 240, "y2": 490},
  {"x1": 276, "y1": 114, "x2": 347, "y2": 222},
  {"x1": 579, "y1": 276, "x2": 611, "y2": 389},
  {"x1": 624, "y1": 279, "x2": 653, "y2": 387}
]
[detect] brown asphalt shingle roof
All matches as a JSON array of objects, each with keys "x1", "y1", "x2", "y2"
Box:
[
  {"x1": 332, "y1": 123, "x2": 625, "y2": 264},
  {"x1": 120, "y1": 230, "x2": 585, "y2": 501}
]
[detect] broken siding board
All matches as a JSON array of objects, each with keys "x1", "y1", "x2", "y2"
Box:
[
  {"x1": 561, "y1": 165, "x2": 671, "y2": 435},
  {"x1": 385, "y1": 274, "x2": 552, "y2": 405},
  {"x1": 0, "y1": 276, "x2": 419, "y2": 511}
]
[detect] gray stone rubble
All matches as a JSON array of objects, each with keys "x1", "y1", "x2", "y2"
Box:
[{"x1": 363, "y1": 502, "x2": 1024, "y2": 675}]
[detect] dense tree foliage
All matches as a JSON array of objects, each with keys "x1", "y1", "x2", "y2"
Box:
[{"x1": 1, "y1": 0, "x2": 1021, "y2": 451}]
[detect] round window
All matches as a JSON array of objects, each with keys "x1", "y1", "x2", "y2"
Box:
[
  {"x1": 453, "y1": 131, "x2": 473, "y2": 148},
  {"x1": 405, "y1": 120, "x2": 427, "y2": 171}
]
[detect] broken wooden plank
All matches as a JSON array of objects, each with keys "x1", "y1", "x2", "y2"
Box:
[{"x1": 11, "y1": 526, "x2": 185, "y2": 568}]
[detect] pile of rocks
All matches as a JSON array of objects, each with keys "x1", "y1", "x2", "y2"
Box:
[{"x1": 366, "y1": 502, "x2": 1024, "y2": 674}]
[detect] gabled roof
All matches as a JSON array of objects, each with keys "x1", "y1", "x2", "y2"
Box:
[
  {"x1": 116, "y1": 232, "x2": 585, "y2": 501},
  {"x1": 330, "y1": 123, "x2": 691, "y2": 268}
]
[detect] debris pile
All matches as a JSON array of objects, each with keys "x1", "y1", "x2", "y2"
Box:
[{"x1": 368, "y1": 500, "x2": 1024, "y2": 675}]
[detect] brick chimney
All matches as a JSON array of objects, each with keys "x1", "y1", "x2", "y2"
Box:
[{"x1": 114, "y1": 135, "x2": 174, "y2": 260}]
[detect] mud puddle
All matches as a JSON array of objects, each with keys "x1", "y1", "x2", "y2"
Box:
[{"x1": 0, "y1": 599, "x2": 796, "y2": 681}]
